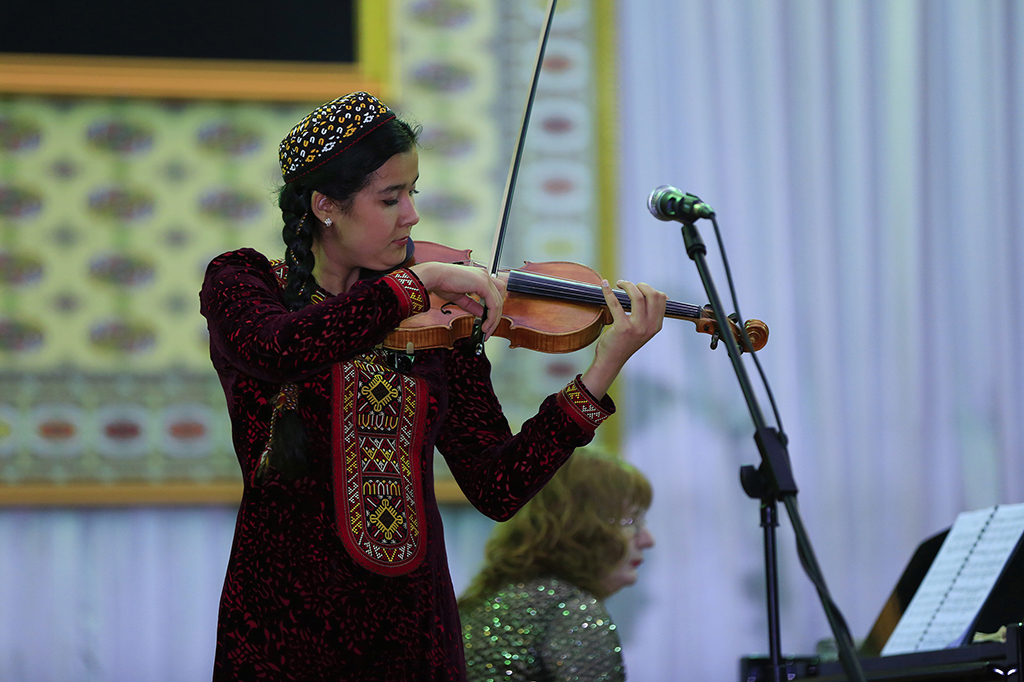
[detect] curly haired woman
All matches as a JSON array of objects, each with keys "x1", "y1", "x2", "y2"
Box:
[{"x1": 459, "y1": 449, "x2": 655, "y2": 681}]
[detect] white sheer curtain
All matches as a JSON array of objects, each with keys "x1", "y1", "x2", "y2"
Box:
[
  {"x1": 0, "y1": 505, "x2": 494, "y2": 681},
  {"x1": 0, "y1": 508, "x2": 235, "y2": 681},
  {"x1": 2, "y1": 2, "x2": 1022, "y2": 680},
  {"x1": 611, "y1": 0, "x2": 1024, "y2": 678}
]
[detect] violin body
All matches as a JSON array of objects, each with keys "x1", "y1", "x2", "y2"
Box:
[
  {"x1": 381, "y1": 241, "x2": 768, "y2": 354},
  {"x1": 381, "y1": 242, "x2": 480, "y2": 352},
  {"x1": 382, "y1": 242, "x2": 609, "y2": 353}
]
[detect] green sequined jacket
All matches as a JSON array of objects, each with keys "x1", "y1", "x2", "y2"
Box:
[{"x1": 460, "y1": 577, "x2": 626, "y2": 682}]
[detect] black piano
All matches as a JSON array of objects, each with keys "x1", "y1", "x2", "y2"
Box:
[{"x1": 741, "y1": 528, "x2": 1024, "y2": 681}]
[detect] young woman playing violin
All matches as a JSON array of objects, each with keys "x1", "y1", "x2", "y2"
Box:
[{"x1": 199, "y1": 92, "x2": 666, "y2": 681}]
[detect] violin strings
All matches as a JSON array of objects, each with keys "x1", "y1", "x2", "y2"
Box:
[{"x1": 506, "y1": 271, "x2": 701, "y2": 320}]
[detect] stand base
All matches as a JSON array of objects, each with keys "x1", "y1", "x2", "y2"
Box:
[{"x1": 739, "y1": 656, "x2": 818, "y2": 682}]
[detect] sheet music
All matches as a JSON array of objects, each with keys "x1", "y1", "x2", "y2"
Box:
[{"x1": 881, "y1": 502, "x2": 1024, "y2": 656}]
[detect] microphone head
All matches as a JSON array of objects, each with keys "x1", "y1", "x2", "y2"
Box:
[
  {"x1": 647, "y1": 185, "x2": 678, "y2": 221},
  {"x1": 647, "y1": 185, "x2": 715, "y2": 221}
]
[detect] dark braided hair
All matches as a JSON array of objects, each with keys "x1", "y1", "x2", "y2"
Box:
[
  {"x1": 264, "y1": 117, "x2": 420, "y2": 479},
  {"x1": 278, "y1": 185, "x2": 318, "y2": 312}
]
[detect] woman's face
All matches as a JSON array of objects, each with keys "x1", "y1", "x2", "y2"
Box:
[
  {"x1": 317, "y1": 150, "x2": 420, "y2": 280},
  {"x1": 600, "y1": 510, "x2": 655, "y2": 596}
]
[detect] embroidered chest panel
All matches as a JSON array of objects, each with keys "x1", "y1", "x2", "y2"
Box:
[{"x1": 331, "y1": 352, "x2": 427, "y2": 576}]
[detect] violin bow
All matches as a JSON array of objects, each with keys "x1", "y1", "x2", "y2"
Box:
[{"x1": 472, "y1": 0, "x2": 559, "y2": 355}]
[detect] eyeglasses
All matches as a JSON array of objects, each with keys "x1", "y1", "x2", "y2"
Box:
[{"x1": 612, "y1": 511, "x2": 647, "y2": 532}]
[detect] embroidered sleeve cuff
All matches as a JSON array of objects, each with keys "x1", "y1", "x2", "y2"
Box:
[
  {"x1": 556, "y1": 374, "x2": 615, "y2": 432},
  {"x1": 383, "y1": 269, "x2": 430, "y2": 317}
]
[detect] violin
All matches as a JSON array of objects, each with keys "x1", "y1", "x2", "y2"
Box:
[{"x1": 381, "y1": 241, "x2": 768, "y2": 354}]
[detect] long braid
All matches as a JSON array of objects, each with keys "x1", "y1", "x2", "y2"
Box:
[
  {"x1": 280, "y1": 184, "x2": 318, "y2": 312},
  {"x1": 257, "y1": 183, "x2": 318, "y2": 479}
]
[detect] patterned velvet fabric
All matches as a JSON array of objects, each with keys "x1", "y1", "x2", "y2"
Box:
[{"x1": 199, "y1": 248, "x2": 614, "y2": 681}]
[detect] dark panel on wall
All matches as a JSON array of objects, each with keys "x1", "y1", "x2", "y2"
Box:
[{"x1": 2, "y1": 0, "x2": 356, "y2": 62}]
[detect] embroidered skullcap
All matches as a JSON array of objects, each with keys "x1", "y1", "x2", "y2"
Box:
[{"x1": 279, "y1": 92, "x2": 396, "y2": 183}]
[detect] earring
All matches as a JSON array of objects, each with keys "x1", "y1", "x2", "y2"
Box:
[{"x1": 324, "y1": 218, "x2": 333, "y2": 227}]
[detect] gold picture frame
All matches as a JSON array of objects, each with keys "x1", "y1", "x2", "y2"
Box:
[{"x1": 0, "y1": 480, "x2": 467, "y2": 507}]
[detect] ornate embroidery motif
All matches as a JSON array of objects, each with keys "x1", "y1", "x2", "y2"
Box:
[
  {"x1": 332, "y1": 351, "x2": 427, "y2": 576},
  {"x1": 360, "y1": 373, "x2": 402, "y2": 411},
  {"x1": 385, "y1": 269, "x2": 428, "y2": 315},
  {"x1": 270, "y1": 258, "x2": 286, "y2": 286},
  {"x1": 557, "y1": 375, "x2": 611, "y2": 431},
  {"x1": 269, "y1": 258, "x2": 326, "y2": 304}
]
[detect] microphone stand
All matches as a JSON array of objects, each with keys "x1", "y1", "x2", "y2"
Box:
[{"x1": 677, "y1": 218, "x2": 866, "y2": 682}]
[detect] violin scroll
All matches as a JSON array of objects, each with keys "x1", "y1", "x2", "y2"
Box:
[{"x1": 697, "y1": 305, "x2": 769, "y2": 353}]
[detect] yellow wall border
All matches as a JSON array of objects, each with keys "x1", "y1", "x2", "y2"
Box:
[
  {"x1": 593, "y1": 0, "x2": 622, "y2": 450},
  {"x1": 357, "y1": 0, "x2": 393, "y2": 96},
  {"x1": 594, "y1": 0, "x2": 619, "y2": 283}
]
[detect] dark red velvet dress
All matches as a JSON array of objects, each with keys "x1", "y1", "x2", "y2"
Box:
[{"x1": 199, "y1": 248, "x2": 614, "y2": 681}]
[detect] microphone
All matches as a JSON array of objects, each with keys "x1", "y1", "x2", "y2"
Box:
[{"x1": 647, "y1": 185, "x2": 715, "y2": 222}]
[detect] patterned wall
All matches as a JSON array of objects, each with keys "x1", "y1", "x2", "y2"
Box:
[
  {"x1": 0, "y1": 0, "x2": 608, "y2": 489},
  {"x1": 0, "y1": 98, "x2": 314, "y2": 484}
]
